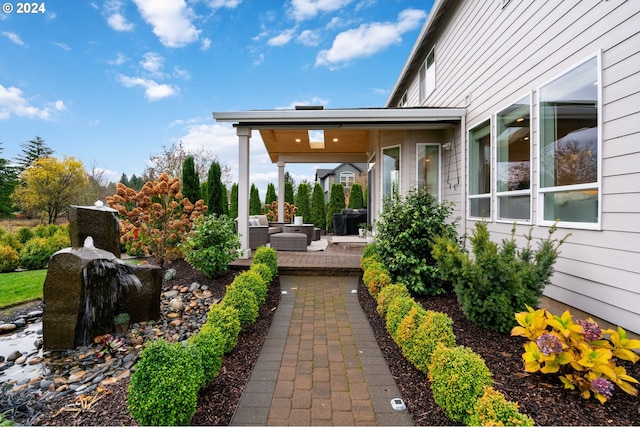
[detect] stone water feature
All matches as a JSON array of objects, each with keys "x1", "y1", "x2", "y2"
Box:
[{"x1": 42, "y1": 205, "x2": 162, "y2": 350}]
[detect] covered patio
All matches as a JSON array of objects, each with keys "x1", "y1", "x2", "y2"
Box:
[{"x1": 213, "y1": 106, "x2": 465, "y2": 258}]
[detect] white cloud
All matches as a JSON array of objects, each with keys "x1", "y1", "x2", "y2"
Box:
[
  {"x1": 104, "y1": 0, "x2": 134, "y2": 31},
  {"x1": 206, "y1": 0, "x2": 243, "y2": 8},
  {"x1": 200, "y1": 37, "x2": 212, "y2": 51},
  {"x1": 276, "y1": 96, "x2": 330, "y2": 110},
  {"x1": 132, "y1": 0, "x2": 201, "y2": 48},
  {"x1": 140, "y1": 52, "x2": 165, "y2": 76},
  {"x1": 53, "y1": 42, "x2": 71, "y2": 51},
  {"x1": 108, "y1": 53, "x2": 128, "y2": 66},
  {"x1": 0, "y1": 84, "x2": 65, "y2": 120},
  {"x1": 173, "y1": 66, "x2": 191, "y2": 80},
  {"x1": 2, "y1": 31, "x2": 25, "y2": 46},
  {"x1": 117, "y1": 75, "x2": 177, "y2": 101},
  {"x1": 268, "y1": 28, "x2": 296, "y2": 47},
  {"x1": 315, "y1": 8, "x2": 426, "y2": 68},
  {"x1": 289, "y1": 0, "x2": 353, "y2": 22},
  {"x1": 297, "y1": 29, "x2": 320, "y2": 47}
]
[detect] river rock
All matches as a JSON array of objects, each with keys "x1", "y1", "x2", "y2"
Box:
[
  {"x1": 0, "y1": 323, "x2": 17, "y2": 333},
  {"x1": 164, "y1": 290, "x2": 179, "y2": 298},
  {"x1": 7, "y1": 351, "x2": 22, "y2": 362},
  {"x1": 168, "y1": 298, "x2": 184, "y2": 312},
  {"x1": 15, "y1": 356, "x2": 27, "y2": 365}
]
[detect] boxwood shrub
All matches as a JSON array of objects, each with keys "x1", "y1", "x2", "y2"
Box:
[
  {"x1": 376, "y1": 283, "x2": 410, "y2": 317},
  {"x1": 253, "y1": 246, "x2": 278, "y2": 277},
  {"x1": 222, "y1": 284, "x2": 259, "y2": 327},
  {"x1": 469, "y1": 387, "x2": 534, "y2": 426},
  {"x1": 402, "y1": 311, "x2": 456, "y2": 374},
  {"x1": 233, "y1": 270, "x2": 268, "y2": 306},
  {"x1": 188, "y1": 323, "x2": 225, "y2": 385},
  {"x1": 205, "y1": 303, "x2": 241, "y2": 353},
  {"x1": 385, "y1": 295, "x2": 419, "y2": 339}
]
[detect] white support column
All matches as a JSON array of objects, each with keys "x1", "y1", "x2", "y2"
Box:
[
  {"x1": 237, "y1": 127, "x2": 251, "y2": 259},
  {"x1": 277, "y1": 161, "x2": 285, "y2": 223}
]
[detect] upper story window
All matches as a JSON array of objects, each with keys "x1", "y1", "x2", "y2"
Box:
[
  {"x1": 340, "y1": 171, "x2": 355, "y2": 187},
  {"x1": 496, "y1": 94, "x2": 531, "y2": 222},
  {"x1": 398, "y1": 92, "x2": 408, "y2": 107},
  {"x1": 538, "y1": 54, "x2": 600, "y2": 228},
  {"x1": 468, "y1": 119, "x2": 491, "y2": 219},
  {"x1": 419, "y1": 47, "x2": 435, "y2": 104}
]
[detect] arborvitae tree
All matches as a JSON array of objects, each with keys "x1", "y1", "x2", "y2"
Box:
[
  {"x1": 14, "y1": 136, "x2": 54, "y2": 173},
  {"x1": 311, "y1": 183, "x2": 326, "y2": 230},
  {"x1": 295, "y1": 183, "x2": 311, "y2": 224},
  {"x1": 249, "y1": 184, "x2": 261, "y2": 215},
  {"x1": 207, "y1": 161, "x2": 224, "y2": 215},
  {"x1": 220, "y1": 183, "x2": 228, "y2": 215},
  {"x1": 265, "y1": 183, "x2": 277, "y2": 206},
  {"x1": 348, "y1": 183, "x2": 365, "y2": 209},
  {"x1": 200, "y1": 182, "x2": 208, "y2": 203},
  {"x1": 285, "y1": 181, "x2": 294, "y2": 205},
  {"x1": 327, "y1": 183, "x2": 346, "y2": 233},
  {"x1": 181, "y1": 156, "x2": 200, "y2": 203},
  {"x1": 230, "y1": 183, "x2": 238, "y2": 219}
]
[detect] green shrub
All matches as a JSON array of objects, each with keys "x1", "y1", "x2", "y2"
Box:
[
  {"x1": 233, "y1": 270, "x2": 268, "y2": 306},
  {"x1": 429, "y1": 345, "x2": 493, "y2": 425},
  {"x1": 376, "y1": 283, "x2": 410, "y2": 317},
  {"x1": 433, "y1": 221, "x2": 569, "y2": 334},
  {"x1": 18, "y1": 231, "x2": 69, "y2": 270},
  {"x1": 376, "y1": 187, "x2": 459, "y2": 297},
  {"x1": 188, "y1": 323, "x2": 225, "y2": 385},
  {"x1": 223, "y1": 284, "x2": 259, "y2": 327},
  {"x1": 253, "y1": 246, "x2": 278, "y2": 277},
  {"x1": 394, "y1": 305, "x2": 428, "y2": 347},
  {"x1": 385, "y1": 295, "x2": 419, "y2": 339},
  {"x1": 0, "y1": 245, "x2": 19, "y2": 272},
  {"x1": 362, "y1": 242, "x2": 378, "y2": 260},
  {"x1": 127, "y1": 339, "x2": 204, "y2": 426},
  {"x1": 469, "y1": 387, "x2": 534, "y2": 426},
  {"x1": 360, "y1": 253, "x2": 381, "y2": 271},
  {"x1": 180, "y1": 214, "x2": 240, "y2": 278},
  {"x1": 348, "y1": 183, "x2": 365, "y2": 209},
  {"x1": 206, "y1": 304, "x2": 241, "y2": 353},
  {"x1": 16, "y1": 227, "x2": 33, "y2": 244},
  {"x1": 249, "y1": 262, "x2": 273, "y2": 287},
  {"x1": 0, "y1": 232, "x2": 22, "y2": 252},
  {"x1": 402, "y1": 311, "x2": 456, "y2": 374},
  {"x1": 326, "y1": 183, "x2": 345, "y2": 233},
  {"x1": 362, "y1": 261, "x2": 390, "y2": 296}
]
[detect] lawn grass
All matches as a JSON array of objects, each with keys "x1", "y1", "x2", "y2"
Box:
[{"x1": 0, "y1": 269, "x2": 47, "y2": 308}]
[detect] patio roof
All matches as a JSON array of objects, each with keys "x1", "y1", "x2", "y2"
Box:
[{"x1": 213, "y1": 106, "x2": 466, "y2": 163}]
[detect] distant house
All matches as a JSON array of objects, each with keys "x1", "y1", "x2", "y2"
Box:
[
  {"x1": 214, "y1": 1, "x2": 640, "y2": 333},
  {"x1": 315, "y1": 163, "x2": 367, "y2": 202}
]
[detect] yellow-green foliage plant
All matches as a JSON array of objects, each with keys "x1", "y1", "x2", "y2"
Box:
[
  {"x1": 376, "y1": 283, "x2": 410, "y2": 317},
  {"x1": 253, "y1": 246, "x2": 278, "y2": 277},
  {"x1": 206, "y1": 304, "x2": 240, "y2": 353},
  {"x1": 222, "y1": 283, "x2": 259, "y2": 327},
  {"x1": 402, "y1": 310, "x2": 456, "y2": 374},
  {"x1": 0, "y1": 245, "x2": 19, "y2": 272},
  {"x1": 188, "y1": 323, "x2": 225, "y2": 385},
  {"x1": 249, "y1": 262, "x2": 273, "y2": 288},
  {"x1": 385, "y1": 295, "x2": 420, "y2": 340},
  {"x1": 362, "y1": 260, "x2": 391, "y2": 296},
  {"x1": 512, "y1": 305, "x2": 640, "y2": 403},
  {"x1": 468, "y1": 387, "x2": 534, "y2": 426},
  {"x1": 394, "y1": 305, "x2": 428, "y2": 348},
  {"x1": 233, "y1": 270, "x2": 268, "y2": 306},
  {"x1": 428, "y1": 344, "x2": 493, "y2": 425}
]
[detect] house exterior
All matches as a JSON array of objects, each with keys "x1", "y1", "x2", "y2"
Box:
[
  {"x1": 315, "y1": 163, "x2": 367, "y2": 202},
  {"x1": 214, "y1": 0, "x2": 640, "y2": 333}
]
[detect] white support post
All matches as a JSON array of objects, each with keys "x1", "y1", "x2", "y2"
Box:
[
  {"x1": 237, "y1": 127, "x2": 251, "y2": 259},
  {"x1": 277, "y1": 161, "x2": 285, "y2": 223}
]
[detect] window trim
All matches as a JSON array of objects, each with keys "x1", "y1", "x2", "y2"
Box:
[
  {"x1": 494, "y1": 92, "x2": 533, "y2": 225},
  {"x1": 419, "y1": 47, "x2": 436, "y2": 104},
  {"x1": 416, "y1": 143, "x2": 442, "y2": 202},
  {"x1": 467, "y1": 117, "x2": 492, "y2": 221},
  {"x1": 535, "y1": 51, "x2": 602, "y2": 230},
  {"x1": 340, "y1": 171, "x2": 355, "y2": 187}
]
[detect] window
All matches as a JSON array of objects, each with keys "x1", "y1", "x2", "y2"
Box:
[
  {"x1": 468, "y1": 120, "x2": 491, "y2": 219},
  {"x1": 496, "y1": 95, "x2": 531, "y2": 221},
  {"x1": 398, "y1": 92, "x2": 407, "y2": 107},
  {"x1": 417, "y1": 144, "x2": 440, "y2": 200},
  {"x1": 340, "y1": 171, "x2": 355, "y2": 187},
  {"x1": 382, "y1": 146, "x2": 400, "y2": 199},
  {"x1": 419, "y1": 48, "x2": 435, "y2": 103},
  {"x1": 538, "y1": 55, "x2": 600, "y2": 227}
]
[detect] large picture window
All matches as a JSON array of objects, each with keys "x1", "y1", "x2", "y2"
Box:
[
  {"x1": 417, "y1": 144, "x2": 440, "y2": 200},
  {"x1": 382, "y1": 146, "x2": 400, "y2": 199},
  {"x1": 539, "y1": 55, "x2": 600, "y2": 226},
  {"x1": 468, "y1": 120, "x2": 491, "y2": 219},
  {"x1": 496, "y1": 95, "x2": 531, "y2": 221}
]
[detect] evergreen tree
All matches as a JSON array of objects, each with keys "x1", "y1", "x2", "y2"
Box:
[
  {"x1": 220, "y1": 183, "x2": 228, "y2": 215},
  {"x1": 200, "y1": 182, "x2": 208, "y2": 203},
  {"x1": 265, "y1": 183, "x2": 277, "y2": 206},
  {"x1": 230, "y1": 183, "x2": 238, "y2": 219},
  {"x1": 207, "y1": 161, "x2": 224, "y2": 215},
  {"x1": 249, "y1": 184, "x2": 261, "y2": 215},
  {"x1": 129, "y1": 174, "x2": 144, "y2": 190},
  {"x1": 327, "y1": 183, "x2": 346, "y2": 233},
  {"x1": 14, "y1": 136, "x2": 53, "y2": 172},
  {"x1": 285, "y1": 181, "x2": 294, "y2": 205},
  {"x1": 348, "y1": 183, "x2": 365, "y2": 209},
  {"x1": 181, "y1": 156, "x2": 200, "y2": 203},
  {"x1": 0, "y1": 142, "x2": 18, "y2": 217},
  {"x1": 295, "y1": 183, "x2": 311, "y2": 224},
  {"x1": 311, "y1": 183, "x2": 326, "y2": 230},
  {"x1": 120, "y1": 173, "x2": 129, "y2": 187}
]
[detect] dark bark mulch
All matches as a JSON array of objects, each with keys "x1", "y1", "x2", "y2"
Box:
[{"x1": 358, "y1": 280, "x2": 640, "y2": 426}]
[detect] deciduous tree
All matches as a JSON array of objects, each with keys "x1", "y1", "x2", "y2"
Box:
[{"x1": 12, "y1": 156, "x2": 87, "y2": 224}]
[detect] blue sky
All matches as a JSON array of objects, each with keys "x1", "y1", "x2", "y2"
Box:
[{"x1": 1, "y1": 0, "x2": 433, "y2": 197}]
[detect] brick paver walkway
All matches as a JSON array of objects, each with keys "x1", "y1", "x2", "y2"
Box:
[{"x1": 231, "y1": 274, "x2": 413, "y2": 426}]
